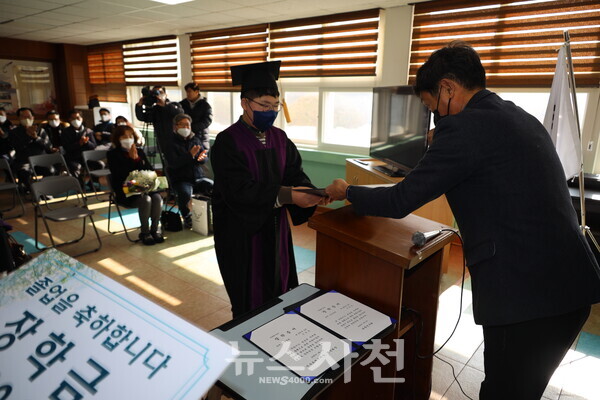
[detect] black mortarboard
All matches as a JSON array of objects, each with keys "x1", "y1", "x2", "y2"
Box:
[{"x1": 230, "y1": 61, "x2": 281, "y2": 92}]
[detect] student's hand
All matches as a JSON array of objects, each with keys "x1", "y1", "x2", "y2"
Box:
[
  {"x1": 95, "y1": 132, "x2": 102, "y2": 141},
  {"x1": 427, "y1": 128, "x2": 435, "y2": 145},
  {"x1": 79, "y1": 135, "x2": 89, "y2": 145},
  {"x1": 188, "y1": 145, "x2": 200, "y2": 158},
  {"x1": 325, "y1": 179, "x2": 349, "y2": 201},
  {"x1": 51, "y1": 147, "x2": 59, "y2": 153},
  {"x1": 128, "y1": 144, "x2": 138, "y2": 160},
  {"x1": 196, "y1": 149, "x2": 208, "y2": 162},
  {"x1": 292, "y1": 187, "x2": 323, "y2": 208}
]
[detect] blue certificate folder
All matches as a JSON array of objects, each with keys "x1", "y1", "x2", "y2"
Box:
[{"x1": 243, "y1": 289, "x2": 396, "y2": 384}]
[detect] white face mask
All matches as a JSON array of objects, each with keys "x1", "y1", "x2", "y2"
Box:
[
  {"x1": 117, "y1": 122, "x2": 127, "y2": 126},
  {"x1": 101, "y1": 114, "x2": 111, "y2": 122},
  {"x1": 120, "y1": 138, "x2": 134, "y2": 150},
  {"x1": 177, "y1": 128, "x2": 191, "y2": 138},
  {"x1": 21, "y1": 118, "x2": 33, "y2": 127},
  {"x1": 49, "y1": 119, "x2": 60, "y2": 128},
  {"x1": 0, "y1": 115, "x2": 6, "y2": 123},
  {"x1": 70, "y1": 119, "x2": 82, "y2": 129}
]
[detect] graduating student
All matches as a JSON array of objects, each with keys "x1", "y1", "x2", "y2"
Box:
[{"x1": 211, "y1": 61, "x2": 327, "y2": 318}]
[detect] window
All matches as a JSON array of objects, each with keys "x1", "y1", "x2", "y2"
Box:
[
  {"x1": 87, "y1": 43, "x2": 126, "y2": 102},
  {"x1": 206, "y1": 92, "x2": 234, "y2": 134},
  {"x1": 282, "y1": 91, "x2": 319, "y2": 145},
  {"x1": 321, "y1": 90, "x2": 373, "y2": 150},
  {"x1": 410, "y1": 0, "x2": 600, "y2": 87},
  {"x1": 123, "y1": 36, "x2": 179, "y2": 86}
]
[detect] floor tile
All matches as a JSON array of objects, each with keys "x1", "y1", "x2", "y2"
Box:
[
  {"x1": 431, "y1": 354, "x2": 465, "y2": 400},
  {"x1": 441, "y1": 365, "x2": 483, "y2": 400}
]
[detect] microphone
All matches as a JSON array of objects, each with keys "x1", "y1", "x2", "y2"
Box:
[{"x1": 412, "y1": 229, "x2": 443, "y2": 247}]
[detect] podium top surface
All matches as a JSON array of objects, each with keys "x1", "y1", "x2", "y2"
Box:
[{"x1": 308, "y1": 205, "x2": 454, "y2": 269}]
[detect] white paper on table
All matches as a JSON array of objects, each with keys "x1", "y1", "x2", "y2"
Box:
[
  {"x1": 299, "y1": 291, "x2": 395, "y2": 344},
  {"x1": 245, "y1": 312, "x2": 351, "y2": 381}
]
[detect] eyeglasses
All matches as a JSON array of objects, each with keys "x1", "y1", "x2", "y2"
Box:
[{"x1": 247, "y1": 98, "x2": 281, "y2": 112}]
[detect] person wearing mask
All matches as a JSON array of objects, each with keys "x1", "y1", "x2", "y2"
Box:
[
  {"x1": 107, "y1": 125, "x2": 164, "y2": 246},
  {"x1": 135, "y1": 86, "x2": 182, "y2": 155},
  {"x1": 9, "y1": 107, "x2": 55, "y2": 189},
  {"x1": 93, "y1": 108, "x2": 114, "y2": 150},
  {"x1": 162, "y1": 113, "x2": 211, "y2": 229},
  {"x1": 115, "y1": 116, "x2": 145, "y2": 147},
  {"x1": 179, "y1": 82, "x2": 212, "y2": 151},
  {"x1": 61, "y1": 109, "x2": 98, "y2": 187},
  {"x1": 0, "y1": 107, "x2": 15, "y2": 163},
  {"x1": 210, "y1": 61, "x2": 328, "y2": 318},
  {"x1": 39, "y1": 110, "x2": 66, "y2": 153},
  {"x1": 325, "y1": 41, "x2": 600, "y2": 400}
]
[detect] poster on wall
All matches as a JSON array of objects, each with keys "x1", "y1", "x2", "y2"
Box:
[{"x1": 0, "y1": 60, "x2": 18, "y2": 113}]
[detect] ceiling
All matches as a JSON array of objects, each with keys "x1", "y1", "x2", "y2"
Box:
[{"x1": 0, "y1": 0, "x2": 426, "y2": 46}]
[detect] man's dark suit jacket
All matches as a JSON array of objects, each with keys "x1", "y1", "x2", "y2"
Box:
[{"x1": 348, "y1": 89, "x2": 600, "y2": 326}]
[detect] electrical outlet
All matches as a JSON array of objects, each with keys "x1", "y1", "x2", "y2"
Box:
[{"x1": 588, "y1": 141, "x2": 594, "y2": 151}]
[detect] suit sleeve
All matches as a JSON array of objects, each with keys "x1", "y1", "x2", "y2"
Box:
[{"x1": 349, "y1": 117, "x2": 480, "y2": 218}]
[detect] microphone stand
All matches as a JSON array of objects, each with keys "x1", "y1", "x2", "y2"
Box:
[{"x1": 564, "y1": 31, "x2": 600, "y2": 253}]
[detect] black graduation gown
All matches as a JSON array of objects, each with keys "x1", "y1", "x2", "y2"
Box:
[{"x1": 211, "y1": 119, "x2": 316, "y2": 318}]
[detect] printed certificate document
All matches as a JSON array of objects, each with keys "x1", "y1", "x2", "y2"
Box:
[
  {"x1": 244, "y1": 312, "x2": 351, "y2": 381},
  {"x1": 298, "y1": 291, "x2": 395, "y2": 343}
]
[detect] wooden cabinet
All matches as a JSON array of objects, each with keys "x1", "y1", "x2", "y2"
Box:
[{"x1": 346, "y1": 158, "x2": 454, "y2": 227}]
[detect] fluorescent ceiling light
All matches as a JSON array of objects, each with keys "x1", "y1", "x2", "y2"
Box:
[{"x1": 151, "y1": 0, "x2": 193, "y2": 5}]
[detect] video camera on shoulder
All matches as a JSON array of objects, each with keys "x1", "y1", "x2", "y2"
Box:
[{"x1": 141, "y1": 86, "x2": 161, "y2": 107}]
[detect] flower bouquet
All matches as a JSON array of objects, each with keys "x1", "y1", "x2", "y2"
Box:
[{"x1": 122, "y1": 170, "x2": 168, "y2": 197}]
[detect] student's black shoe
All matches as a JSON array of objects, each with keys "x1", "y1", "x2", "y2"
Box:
[
  {"x1": 184, "y1": 215, "x2": 193, "y2": 229},
  {"x1": 151, "y1": 231, "x2": 165, "y2": 243},
  {"x1": 139, "y1": 232, "x2": 155, "y2": 245}
]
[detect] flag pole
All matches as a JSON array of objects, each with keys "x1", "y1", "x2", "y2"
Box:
[{"x1": 563, "y1": 30, "x2": 600, "y2": 252}]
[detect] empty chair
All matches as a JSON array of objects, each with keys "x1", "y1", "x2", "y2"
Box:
[
  {"x1": 28, "y1": 153, "x2": 70, "y2": 182},
  {"x1": 105, "y1": 174, "x2": 139, "y2": 243},
  {"x1": 31, "y1": 175, "x2": 101, "y2": 256},
  {"x1": 82, "y1": 149, "x2": 111, "y2": 200},
  {"x1": 0, "y1": 158, "x2": 25, "y2": 218}
]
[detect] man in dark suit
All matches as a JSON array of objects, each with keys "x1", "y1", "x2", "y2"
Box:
[{"x1": 326, "y1": 42, "x2": 600, "y2": 399}]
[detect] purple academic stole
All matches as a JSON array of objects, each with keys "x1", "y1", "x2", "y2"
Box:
[{"x1": 229, "y1": 122, "x2": 291, "y2": 309}]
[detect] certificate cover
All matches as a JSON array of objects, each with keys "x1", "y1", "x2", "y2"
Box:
[{"x1": 292, "y1": 188, "x2": 328, "y2": 197}]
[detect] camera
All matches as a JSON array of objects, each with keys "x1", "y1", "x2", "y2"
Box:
[{"x1": 141, "y1": 86, "x2": 161, "y2": 107}]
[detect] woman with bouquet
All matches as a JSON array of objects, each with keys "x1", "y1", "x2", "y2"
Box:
[{"x1": 107, "y1": 125, "x2": 164, "y2": 245}]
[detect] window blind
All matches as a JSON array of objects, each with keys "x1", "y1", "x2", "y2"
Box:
[
  {"x1": 87, "y1": 43, "x2": 126, "y2": 102},
  {"x1": 190, "y1": 24, "x2": 268, "y2": 91},
  {"x1": 410, "y1": 0, "x2": 600, "y2": 87},
  {"x1": 269, "y1": 9, "x2": 380, "y2": 78},
  {"x1": 122, "y1": 36, "x2": 179, "y2": 87}
]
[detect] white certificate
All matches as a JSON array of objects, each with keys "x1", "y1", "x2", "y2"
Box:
[
  {"x1": 245, "y1": 312, "x2": 351, "y2": 381},
  {"x1": 299, "y1": 291, "x2": 394, "y2": 343}
]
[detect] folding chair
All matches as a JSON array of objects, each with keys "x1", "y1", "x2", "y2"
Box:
[
  {"x1": 0, "y1": 158, "x2": 26, "y2": 218},
  {"x1": 31, "y1": 175, "x2": 102, "y2": 256},
  {"x1": 82, "y1": 149, "x2": 111, "y2": 201},
  {"x1": 105, "y1": 174, "x2": 139, "y2": 243},
  {"x1": 28, "y1": 153, "x2": 70, "y2": 181}
]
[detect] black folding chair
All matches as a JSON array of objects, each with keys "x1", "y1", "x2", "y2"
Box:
[
  {"x1": 82, "y1": 149, "x2": 111, "y2": 201},
  {"x1": 28, "y1": 153, "x2": 70, "y2": 181},
  {"x1": 105, "y1": 174, "x2": 139, "y2": 243},
  {"x1": 0, "y1": 158, "x2": 26, "y2": 218},
  {"x1": 31, "y1": 175, "x2": 102, "y2": 256}
]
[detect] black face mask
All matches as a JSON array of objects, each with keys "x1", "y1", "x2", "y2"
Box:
[{"x1": 433, "y1": 88, "x2": 451, "y2": 125}]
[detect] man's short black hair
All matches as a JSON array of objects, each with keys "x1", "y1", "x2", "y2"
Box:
[
  {"x1": 241, "y1": 87, "x2": 280, "y2": 100},
  {"x1": 0, "y1": 107, "x2": 6, "y2": 112},
  {"x1": 99, "y1": 107, "x2": 110, "y2": 114},
  {"x1": 46, "y1": 109, "x2": 59, "y2": 118},
  {"x1": 414, "y1": 41, "x2": 486, "y2": 96},
  {"x1": 16, "y1": 107, "x2": 34, "y2": 117},
  {"x1": 68, "y1": 109, "x2": 81, "y2": 119},
  {"x1": 184, "y1": 82, "x2": 199, "y2": 91}
]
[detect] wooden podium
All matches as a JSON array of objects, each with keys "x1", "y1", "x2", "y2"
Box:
[{"x1": 308, "y1": 205, "x2": 454, "y2": 400}]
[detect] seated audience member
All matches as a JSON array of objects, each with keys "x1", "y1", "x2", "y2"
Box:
[
  {"x1": 179, "y1": 82, "x2": 212, "y2": 151},
  {"x1": 9, "y1": 107, "x2": 55, "y2": 189},
  {"x1": 107, "y1": 125, "x2": 164, "y2": 245},
  {"x1": 163, "y1": 113, "x2": 211, "y2": 229},
  {"x1": 0, "y1": 107, "x2": 15, "y2": 163},
  {"x1": 115, "y1": 115, "x2": 145, "y2": 146},
  {"x1": 62, "y1": 109, "x2": 99, "y2": 186},
  {"x1": 93, "y1": 108, "x2": 114, "y2": 149},
  {"x1": 40, "y1": 110, "x2": 66, "y2": 153}
]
